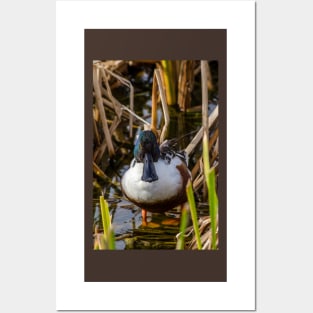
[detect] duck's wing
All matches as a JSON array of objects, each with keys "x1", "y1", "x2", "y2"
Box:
[{"x1": 159, "y1": 140, "x2": 189, "y2": 166}]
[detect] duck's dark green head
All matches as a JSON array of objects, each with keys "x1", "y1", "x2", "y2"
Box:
[{"x1": 133, "y1": 130, "x2": 160, "y2": 183}]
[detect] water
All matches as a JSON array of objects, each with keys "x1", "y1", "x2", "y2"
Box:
[{"x1": 94, "y1": 198, "x2": 183, "y2": 249}]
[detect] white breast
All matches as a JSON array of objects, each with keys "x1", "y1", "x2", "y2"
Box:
[{"x1": 121, "y1": 157, "x2": 185, "y2": 203}]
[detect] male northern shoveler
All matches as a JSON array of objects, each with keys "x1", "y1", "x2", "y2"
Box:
[{"x1": 121, "y1": 130, "x2": 191, "y2": 224}]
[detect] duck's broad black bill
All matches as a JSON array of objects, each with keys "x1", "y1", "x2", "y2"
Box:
[{"x1": 141, "y1": 153, "x2": 159, "y2": 182}]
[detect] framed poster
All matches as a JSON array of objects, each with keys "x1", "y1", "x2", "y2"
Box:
[
  {"x1": 85, "y1": 29, "x2": 226, "y2": 282},
  {"x1": 56, "y1": 1, "x2": 255, "y2": 310}
]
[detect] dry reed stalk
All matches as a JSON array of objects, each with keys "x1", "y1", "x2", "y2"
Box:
[
  {"x1": 99, "y1": 67, "x2": 120, "y2": 113},
  {"x1": 93, "y1": 66, "x2": 115, "y2": 158},
  {"x1": 184, "y1": 104, "x2": 218, "y2": 157},
  {"x1": 186, "y1": 105, "x2": 219, "y2": 194},
  {"x1": 188, "y1": 216, "x2": 210, "y2": 249},
  {"x1": 151, "y1": 72, "x2": 158, "y2": 131},
  {"x1": 192, "y1": 154, "x2": 219, "y2": 193},
  {"x1": 93, "y1": 147, "x2": 103, "y2": 163},
  {"x1": 191, "y1": 157, "x2": 201, "y2": 180},
  {"x1": 200, "y1": 60, "x2": 211, "y2": 198},
  {"x1": 101, "y1": 93, "x2": 149, "y2": 127},
  {"x1": 93, "y1": 161, "x2": 106, "y2": 179},
  {"x1": 209, "y1": 128, "x2": 219, "y2": 149},
  {"x1": 102, "y1": 68, "x2": 134, "y2": 138},
  {"x1": 102, "y1": 60, "x2": 128, "y2": 74},
  {"x1": 206, "y1": 61, "x2": 214, "y2": 92},
  {"x1": 188, "y1": 215, "x2": 219, "y2": 250},
  {"x1": 94, "y1": 67, "x2": 122, "y2": 163},
  {"x1": 155, "y1": 69, "x2": 170, "y2": 143},
  {"x1": 93, "y1": 115, "x2": 101, "y2": 146},
  {"x1": 100, "y1": 71, "x2": 122, "y2": 145},
  {"x1": 193, "y1": 63, "x2": 201, "y2": 76},
  {"x1": 99, "y1": 77, "x2": 143, "y2": 125},
  {"x1": 192, "y1": 173, "x2": 204, "y2": 192},
  {"x1": 159, "y1": 60, "x2": 177, "y2": 105},
  {"x1": 177, "y1": 60, "x2": 194, "y2": 111},
  {"x1": 209, "y1": 105, "x2": 219, "y2": 126},
  {"x1": 184, "y1": 126, "x2": 204, "y2": 156},
  {"x1": 201, "y1": 61, "x2": 209, "y2": 139}
]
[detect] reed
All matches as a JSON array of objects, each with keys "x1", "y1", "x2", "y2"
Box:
[
  {"x1": 176, "y1": 204, "x2": 189, "y2": 250},
  {"x1": 99, "y1": 196, "x2": 116, "y2": 250},
  {"x1": 186, "y1": 180, "x2": 202, "y2": 250},
  {"x1": 203, "y1": 132, "x2": 219, "y2": 250},
  {"x1": 160, "y1": 60, "x2": 177, "y2": 105},
  {"x1": 155, "y1": 69, "x2": 170, "y2": 143},
  {"x1": 184, "y1": 60, "x2": 219, "y2": 250},
  {"x1": 177, "y1": 60, "x2": 194, "y2": 111},
  {"x1": 93, "y1": 66, "x2": 115, "y2": 158}
]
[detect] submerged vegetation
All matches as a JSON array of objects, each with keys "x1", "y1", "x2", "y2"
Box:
[{"x1": 92, "y1": 60, "x2": 220, "y2": 250}]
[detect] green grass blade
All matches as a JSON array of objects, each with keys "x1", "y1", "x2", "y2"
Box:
[
  {"x1": 100, "y1": 196, "x2": 110, "y2": 235},
  {"x1": 108, "y1": 228, "x2": 116, "y2": 250},
  {"x1": 209, "y1": 169, "x2": 218, "y2": 250},
  {"x1": 186, "y1": 180, "x2": 202, "y2": 250},
  {"x1": 99, "y1": 196, "x2": 116, "y2": 250},
  {"x1": 202, "y1": 132, "x2": 219, "y2": 250},
  {"x1": 176, "y1": 204, "x2": 189, "y2": 250},
  {"x1": 202, "y1": 130, "x2": 211, "y2": 171}
]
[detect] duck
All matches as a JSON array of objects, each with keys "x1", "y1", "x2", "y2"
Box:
[{"x1": 121, "y1": 130, "x2": 191, "y2": 225}]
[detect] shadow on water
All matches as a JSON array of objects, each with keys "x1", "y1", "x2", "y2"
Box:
[{"x1": 93, "y1": 62, "x2": 217, "y2": 250}]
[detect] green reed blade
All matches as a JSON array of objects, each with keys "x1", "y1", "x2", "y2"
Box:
[
  {"x1": 108, "y1": 228, "x2": 116, "y2": 250},
  {"x1": 99, "y1": 196, "x2": 116, "y2": 250},
  {"x1": 100, "y1": 196, "x2": 110, "y2": 236},
  {"x1": 176, "y1": 204, "x2": 189, "y2": 250},
  {"x1": 202, "y1": 132, "x2": 219, "y2": 250},
  {"x1": 186, "y1": 180, "x2": 202, "y2": 250},
  {"x1": 209, "y1": 168, "x2": 218, "y2": 250}
]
